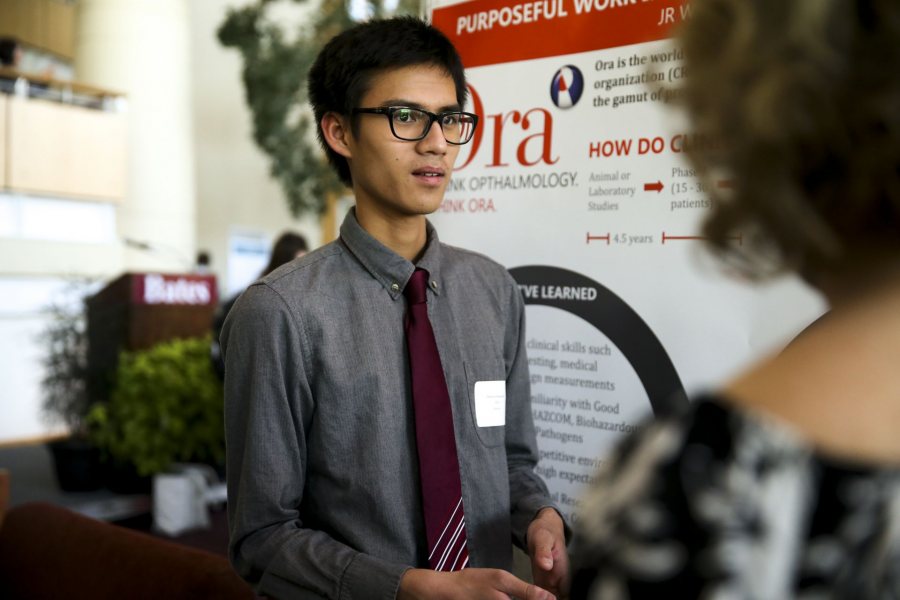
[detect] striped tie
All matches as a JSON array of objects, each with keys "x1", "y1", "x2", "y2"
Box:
[{"x1": 403, "y1": 268, "x2": 469, "y2": 571}]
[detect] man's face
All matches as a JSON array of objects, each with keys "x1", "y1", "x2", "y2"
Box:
[{"x1": 344, "y1": 65, "x2": 462, "y2": 219}]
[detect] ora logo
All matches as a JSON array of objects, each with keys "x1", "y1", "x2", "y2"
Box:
[{"x1": 549, "y1": 65, "x2": 584, "y2": 109}]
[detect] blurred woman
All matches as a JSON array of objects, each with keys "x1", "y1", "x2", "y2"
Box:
[
  {"x1": 210, "y1": 232, "x2": 308, "y2": 380},
  {"x1": 569, "y1": 0, "x2": 900, "y2": 597}
]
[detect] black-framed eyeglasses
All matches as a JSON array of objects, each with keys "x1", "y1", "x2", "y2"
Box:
[{"x1": 353, "y1": 106, "x2": 479, "y2": 145}]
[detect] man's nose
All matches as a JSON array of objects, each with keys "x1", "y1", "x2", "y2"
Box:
[{"x1": 417, "y1": 119, "x2": 448, "y2": 152}]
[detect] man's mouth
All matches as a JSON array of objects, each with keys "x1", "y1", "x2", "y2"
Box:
[{"x1": 412, "y1": 167, "x2": 445, "y2": 178}]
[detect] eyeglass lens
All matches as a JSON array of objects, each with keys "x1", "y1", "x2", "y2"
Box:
[{"x1": 390, "y1": 108, "x2": 475, "y2": 143}]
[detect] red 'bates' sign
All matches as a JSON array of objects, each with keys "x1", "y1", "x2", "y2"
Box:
[{"x1": 131, "y1": 274, "x2": 217, "y2": 306}]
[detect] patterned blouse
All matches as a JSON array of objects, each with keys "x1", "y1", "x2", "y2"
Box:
[{"x1": 569, "y1": 397, "x2": 900, "y2": 599}]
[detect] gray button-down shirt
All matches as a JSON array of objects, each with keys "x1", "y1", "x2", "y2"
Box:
[{"x1": 222, "y1": 209, "x2": 556, "y2": 599}]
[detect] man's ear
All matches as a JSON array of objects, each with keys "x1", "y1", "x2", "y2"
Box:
[{"x1": 321, "y1": 112, "x2": 353, "y2": 159}]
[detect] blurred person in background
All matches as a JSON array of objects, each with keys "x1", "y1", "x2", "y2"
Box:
[
  {"x1": 211, "y1": 231, "x2": 308, "y2": 380},
  {"x1": 0, "y1": 37, "x2": 22, "y2": 92},
  {"x1": 569, "y1": 0, "x2": 900, "y2": 597},
  {"x1": 0, "y1": 37, "x2": 21, "y2": 69}
]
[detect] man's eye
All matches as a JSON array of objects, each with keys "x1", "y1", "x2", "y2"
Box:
[
  {"x1": 442, "y1": 114, "x2": 460, "y2": 126},
  {"x1": 394, "y1": 109, "x2": 418, "y2": 123}
]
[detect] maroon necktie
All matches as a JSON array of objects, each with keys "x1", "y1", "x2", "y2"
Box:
[{"x1": 404, "y1": 268, "x2": 469, "y2": 571}]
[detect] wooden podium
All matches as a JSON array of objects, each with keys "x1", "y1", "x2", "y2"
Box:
[{"x1": 87, "y1": 273, "x2": 218, "y2": 402}]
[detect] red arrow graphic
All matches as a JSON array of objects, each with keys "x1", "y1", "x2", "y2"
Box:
[
  {"x1": 662, "y1": 232, "x2": 743, "y2": 245},
  {"x1": 644, "y1": 181, "x2": 663, "y2": 193}
]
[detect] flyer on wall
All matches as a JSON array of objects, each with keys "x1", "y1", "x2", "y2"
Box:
[{"x1": 427, "y1": 0, "x2": 826, "y2": 522}]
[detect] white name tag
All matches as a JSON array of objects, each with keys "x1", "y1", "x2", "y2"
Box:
[{"x1": 474, "y1": 380, "x2": 506, "y2": 427}]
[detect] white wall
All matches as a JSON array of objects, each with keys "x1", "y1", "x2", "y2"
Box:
[{"x1": 76, "y1": 0, "x2": 198, "y2": 274}]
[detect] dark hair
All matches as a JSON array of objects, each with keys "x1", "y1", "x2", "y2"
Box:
[
  {"x1": 308, "y1": 17, "x2": 468, "y2": 186},
  {"x1": 262, "y1": 232, "x2": 308, "y2": 276},
  {"x1": 680, "y1": 0, "x2": 900, "y2": 279},
  {"x1": 0, "y1": 38, "x2": 18, "y2": 67}
]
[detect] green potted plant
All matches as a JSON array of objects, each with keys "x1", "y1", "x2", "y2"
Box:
[
  {"x1": 87, "y1": 336, "x2": 225, "y2": 486},
  {"x1": 40, "y1": 283, "x2": 104, "y2": 491}
]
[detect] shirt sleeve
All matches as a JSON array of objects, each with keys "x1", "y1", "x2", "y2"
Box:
[
  {"x1": 222, "y1": 283, "x2": 409, "y2": 600},
  {"x1": 501, "y1": 277, "x2": 572, "y2": 548}
]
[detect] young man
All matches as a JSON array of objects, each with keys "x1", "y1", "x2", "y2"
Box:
[{"x1": 222, "y1": 17, "x2": 568, "y2": 600}]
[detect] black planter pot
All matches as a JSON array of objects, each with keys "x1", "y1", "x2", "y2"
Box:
[
  {"x1": 47, "y1": 438, "x2": 104, "y2": 492},
  {"x1": 102, "y1": 460, "x2": 152, "y2": 494}
]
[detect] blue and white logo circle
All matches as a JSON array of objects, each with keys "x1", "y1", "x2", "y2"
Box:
[{"x1": 550, "y1": 65, "x2": 584, "y2": 109}]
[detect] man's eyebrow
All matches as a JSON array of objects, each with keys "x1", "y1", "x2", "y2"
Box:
[{"x1": 378, "y1": 99, "x2": 462, "y2": 112}]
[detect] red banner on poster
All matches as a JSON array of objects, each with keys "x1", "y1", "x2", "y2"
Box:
[{"x1": 432, "y1": 0, "x2": 686, "y2": 68}]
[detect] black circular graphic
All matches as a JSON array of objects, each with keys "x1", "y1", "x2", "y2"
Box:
[{"x1": 510, "y1": 265, "x2": 688, "y2": 416}]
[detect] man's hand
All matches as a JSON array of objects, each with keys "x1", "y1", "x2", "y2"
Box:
[
  {"x1": 398, "y1": 567, "x2": 556, "y2": 600},
  {"x1": 526, "y1": 508, "x2": 570, "y2": 599}
]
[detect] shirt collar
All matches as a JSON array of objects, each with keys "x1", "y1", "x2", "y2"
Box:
[{"x1": 339, "y1": 207, "x2": 443, "y2": 301}]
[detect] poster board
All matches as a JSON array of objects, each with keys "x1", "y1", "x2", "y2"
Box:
[{"x1": 429, "y1": 0, "x2": 825, "y2": 522}]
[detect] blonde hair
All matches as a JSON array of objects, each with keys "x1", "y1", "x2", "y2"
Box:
[{"x1": 679, "y1": 0, "x2": 900, "y2": 278}]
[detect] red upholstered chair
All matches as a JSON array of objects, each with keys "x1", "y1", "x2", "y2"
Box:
[{"x1": 0, "y1": 502, "x2": 254, "y2": 599}]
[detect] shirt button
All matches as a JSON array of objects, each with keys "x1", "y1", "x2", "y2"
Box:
[
  {"x1": 391, "y1": 283, "x2": 400, "y2": 292},
  {"x1": 430, "y1": 280, "x2": 438, "y2": 290}
]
